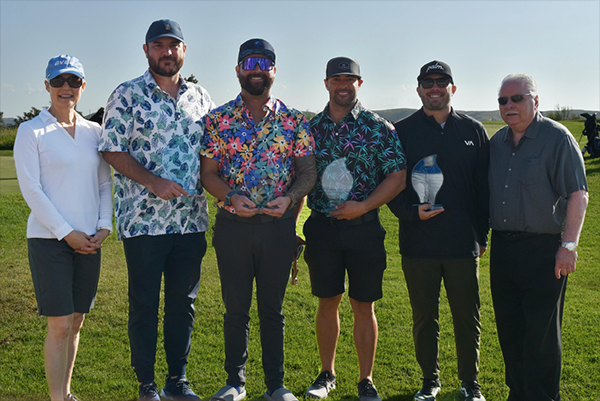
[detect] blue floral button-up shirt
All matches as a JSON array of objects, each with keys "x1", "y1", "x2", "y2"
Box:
[{"x1": 99, "y1": 70, "x2": 215, "y2": 239}]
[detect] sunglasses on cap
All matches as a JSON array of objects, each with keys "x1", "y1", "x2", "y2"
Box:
[
  {"x1": 497, "y1": 93, "x2": 533, "y2": 106},
  {"x1": 239, "y1": 56, "x2": 275, "y2": 71},
  {"x1": 420, "y1": 77, "x2": 452, "y2": 89},
  {"x1": 47, "y1": 75, "x2": 84, "y2": 89}
]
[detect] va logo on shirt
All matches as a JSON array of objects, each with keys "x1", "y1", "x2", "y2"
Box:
[{"x1": 464, "y1": 140, "x2": 474, "y2": 146}]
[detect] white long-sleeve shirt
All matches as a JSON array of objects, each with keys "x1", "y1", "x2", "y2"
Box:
[{"x1": 14, "y1": 108, "x2": 113, "y2": 240}]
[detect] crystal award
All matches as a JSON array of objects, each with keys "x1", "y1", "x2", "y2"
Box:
[
  {"x1": 411, "y1": 154, "x2": 443, "y2": 210},
  {"x1": 321, "y1": 157, "x2": 353, "y2": 213}
]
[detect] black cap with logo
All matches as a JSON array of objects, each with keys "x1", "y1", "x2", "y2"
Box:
[
  {"x1": 417, "y1": 60, "x2": 453, "y2": 82},
  {"x1": 326, "y1": 57, "x2": 361, "y2": 79}
]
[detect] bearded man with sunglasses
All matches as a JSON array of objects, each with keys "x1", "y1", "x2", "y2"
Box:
[
  {"x1": 489, "y1": 73, "x2": 588, "y2": 401},
  {"x1": 99, "y1": 19, "x2": 215, "y2": 401},
  {"x1": 200, "y1": 38, "x2": 316, "y2": 401},
  {"x1": 387, "y1": 61, "x2": 489, "y2": 401}
]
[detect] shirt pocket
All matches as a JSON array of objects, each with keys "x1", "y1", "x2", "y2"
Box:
[{"x1": 519, "y1": 157, "x2": 539, "y2": 186}]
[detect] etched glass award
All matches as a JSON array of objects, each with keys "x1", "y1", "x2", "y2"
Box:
[
  {"x1": 162, "y1": 149, "x2": 198, "y2": 195},
  {"x1": 321, "y1": 157, "x2": 353, "y2": 213},
  {"x1": 412, "y1": 154, "x2": 443, "y2": 210}
]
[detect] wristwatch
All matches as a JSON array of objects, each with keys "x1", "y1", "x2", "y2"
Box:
[
  {"x1": 561, "y1": 241, "x2": 578, "y2": 252},
  {"x1": 224, "y1": 191, "x2": 237, "y2": 207}
]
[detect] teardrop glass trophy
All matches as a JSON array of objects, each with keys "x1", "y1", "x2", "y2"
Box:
[
  {"x1": 321, "y1": 157, "x2": 353, "y2": 214},
  {"x1": 411, "y1": 154, "x2": 443, "y2": 210}
]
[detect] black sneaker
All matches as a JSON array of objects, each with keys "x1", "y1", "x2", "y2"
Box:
[
  {"x1": 306, "y1": 371, "x2": 336, "y2": 399},
  {"x1": 460, "y1": 380, "x2": 485, "y2": 401},
  {"x1": 357, "y1": 378, "x2": 381, "y2": 401},
  {"x1": 414, "y1": 378, "x2": 441, "y2": 401},
  {"x1": 160, "y1": 375, "x2": 201, "y2": 400},
  {"x1": 139, "y1": 381, "x2": 160, "y2": 401}
]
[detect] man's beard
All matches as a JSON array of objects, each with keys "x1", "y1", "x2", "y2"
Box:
[
  {"x1": 239, "y1": 72, "x2": 274, "y2": 96},
  {"x1": 148, "y1": 56, "x2": 183, "y2": 77}
]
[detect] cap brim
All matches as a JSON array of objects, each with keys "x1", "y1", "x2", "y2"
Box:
[
  {"x1": 47, "y1": 68, "x2": 85, "y2": 80},
  {"x1": 146, "y1": 33, "x2": 184, "y2": 43},
  {"x1": 327, "y1": 72, "x2": 361, "y2": 79}
]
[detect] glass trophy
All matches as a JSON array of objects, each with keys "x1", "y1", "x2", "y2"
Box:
[
  {"x1": 321, "y1": 157, "x2": 353, "y2": 214},
  {"x1": 162, "y1": 149, "x2": 198, "y2": 195},
  {"x1": 244, "y1": 163, "x2": 280, "y2": 210},
  {"x1": 411, "y1": 154, "x2": 443, "y2": 210}
]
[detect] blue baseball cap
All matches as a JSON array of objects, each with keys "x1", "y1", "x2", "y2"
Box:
[
  {"x1": 45, "y1": 55, "x2": 85, "y2": 80},
  {"x1": 146, "y1": 19, "x2": 184, "y2": 44},
  {"x1": 238, "y1": 38, "x2": 276, "y2": 64}
]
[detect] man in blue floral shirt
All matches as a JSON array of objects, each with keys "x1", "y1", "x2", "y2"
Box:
[
  {"x1": 201, "y1": 38, "x2": 316, "y2": 401},
  {"x1": 98, "y1": 19, "x2": 214, "y2": 401},
  {"x1": 303, "y1": 57, "x2": 406, "y2": 401}
]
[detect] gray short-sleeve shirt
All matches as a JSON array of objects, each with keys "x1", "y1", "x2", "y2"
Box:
[{"x1": 489, "y1": 112, "x2": 587, "y2": 234}]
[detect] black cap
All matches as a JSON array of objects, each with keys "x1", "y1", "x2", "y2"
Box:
[
  {"x1": 326, "y1": 56, "x2": 361, "y2": 79},
  {"x1": 417, "y1": 60, "x2": 453, "y2": 82},
  {"x1": 146, "y1": 19, "x2": 184, "y2": 43},
  {"x1": 238, "y1": 38, "x2": 276, "y2": 64}
]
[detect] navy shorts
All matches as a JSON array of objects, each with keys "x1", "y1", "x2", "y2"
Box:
[
  {"x1": 303, "y1": 211, "x2": 387, "y2": 302},
  {"x1": 28, "y1": 238, "x2": 101, "y2": 316}
]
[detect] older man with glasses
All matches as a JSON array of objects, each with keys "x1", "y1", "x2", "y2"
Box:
[
  {"x1": 489, "y1": 73, "x2": 588, "y2": 401},
  {"x1": 388, "y1": 60, "x2": 489, "y2": 401}
]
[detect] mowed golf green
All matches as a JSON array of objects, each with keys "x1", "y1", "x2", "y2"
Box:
[{"x1": 0, "y1": 121, "x2": 598, "y2": 400}]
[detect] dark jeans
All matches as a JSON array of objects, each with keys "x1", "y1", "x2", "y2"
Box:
[
  {"x1": 212, "y1": 213, "x2": 296, "y2": 392},
  {"x1": 122, "y1": 232, "x2": 206, "y2": 383},
  {"x1": 402, "y1": 256, "x2": 482, "y2": 382},
  {"x1": 490, "y1": 231, "x2": 565, "y2": 401}
]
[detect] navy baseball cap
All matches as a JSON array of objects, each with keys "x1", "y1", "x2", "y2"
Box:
[
  {"x1": 146, "y1": 19, "x2": 184, "y2": 43},
  {"x1": 45, "y1": 55, "x2": 85, "y2": 80},
  {"x1": 417, "y1": 60, "x2": 453, "y2": 82},
  {"x1": 238, "y1": 38, "x2": 276, "y2": 63},
  {"x1": 326, "y1": 56, "x2": 361, "y2": 79}
]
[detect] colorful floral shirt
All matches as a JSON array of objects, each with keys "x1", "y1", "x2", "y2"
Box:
[
  {"x1": 201, "y1": 94, "x2": 315, "y2": 212},
  {"x1": 307, "y1": 101, "x2": 406, "y2": 214},
  {"x1": 98, "y1": 69, "x2": 215, "y2": 239}
]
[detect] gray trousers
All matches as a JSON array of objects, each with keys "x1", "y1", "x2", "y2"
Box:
[
  {"x1": 212, "y1": 214, "x2": 297, "y2": 392},
  {"x1": 402, "y1": 256, "x2": 482, "y2": 382}
]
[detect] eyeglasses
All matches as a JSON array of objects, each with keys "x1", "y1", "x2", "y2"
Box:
[
  {"x1": 47, "y1": 75, "x2": 83, "y2": 88},
  {"x1": 497, "y1": 93, "x2": 532, "y2": 106},
  {"x1": 239, "y1": 57, "x2": 275, "y2": 71},
  {"x1": 419, "y1": 78, "x2": 452, "y2": 89}
]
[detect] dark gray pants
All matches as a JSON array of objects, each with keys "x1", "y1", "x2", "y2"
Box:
[
  {"x1": 212, "y1": 214, "x2": 296, "y2": 392},
  {"x1": 123, "y1": 232, "x2": 206, "y2": 383},
  {"x1": 402, "y1": 256, "x2": 482, "y2": 382},
  {"x1": 491, "y1": 231, "x2": 565, "y2": 401}
]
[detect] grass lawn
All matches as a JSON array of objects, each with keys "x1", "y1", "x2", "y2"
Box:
[{"x1": 0, "y1": 121, "x2": 598, "y2": 400}]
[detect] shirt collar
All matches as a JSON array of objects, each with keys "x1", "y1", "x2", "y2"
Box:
[
  {"x1": 143, "y1": 69, "x2": 186, "y2": 95},
  {"x1": 40, "y1": 107, "x2": 82, "y2": 123},
  {"x1": 234, "y1": 93, "x2": 278, "y2": 114},
  {"x1": 323, "y1": 99, "x2": 363, "y2": 123},
  {"x1": 505, "y1": 111, "x2": 541, "y2": 143}
]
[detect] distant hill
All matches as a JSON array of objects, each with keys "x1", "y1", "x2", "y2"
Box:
[{"x1": 373, "y1": 108, "x2": 600, "y2": 123}]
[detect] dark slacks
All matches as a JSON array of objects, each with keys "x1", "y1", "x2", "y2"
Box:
[
  {"x1": 212, "y1": 213, "x2": 296, "y2": 392},
  {"x1": 402, "y1": 256, "x2": 482, "y2": 382},
  {"x1": 490, "y1": 231, "x2": 565, "y2": 401},
  {"x1": 123, "y1": 232, "x2": 206, "y2": 383}
]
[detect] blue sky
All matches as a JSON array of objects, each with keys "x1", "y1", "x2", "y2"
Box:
[{"x1": 1, "y1": 0, "x2": 599, "y2": 118}]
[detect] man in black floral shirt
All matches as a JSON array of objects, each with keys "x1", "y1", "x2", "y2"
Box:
[{"x1": 303, "y1": 57, "x2": 406, "y2": 401}]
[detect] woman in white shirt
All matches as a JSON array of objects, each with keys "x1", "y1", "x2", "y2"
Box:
[{"x1": 13, "y1": 55, "x2": 113, "y2": 401}]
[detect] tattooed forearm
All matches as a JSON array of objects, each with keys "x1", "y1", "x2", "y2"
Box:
[{"x1": 285, "y1": 155, "x2": 317, "y2": 207}]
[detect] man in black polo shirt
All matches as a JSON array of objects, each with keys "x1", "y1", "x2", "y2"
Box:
[
  {"x1": 388, "y1": 60, "x2": 489, "y2": 401},
  {"x1": 303, "y1": 57, "x2": 406, "y2": 401},
  {"x1": 489, "y1": 73, "x2": 588, "y2": 401}
]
